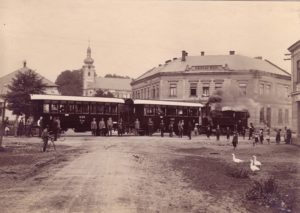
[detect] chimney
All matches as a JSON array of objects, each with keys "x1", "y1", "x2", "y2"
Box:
[
  {"x1": 229, "y1": 51, "x2": 235, "y2": 55},
  {"x1": 173, "y1": 57, "x2": 177, "y2": 60},
  {"x1": 165, "y1": 60, "x2": 171, "y2": 64},
  {"x1": 201, "y1": 51, "x2": 205, "y2": 56},
  {"x1": 182, "y1": 50, "x2": 186, "y2": 61},
  {"x1": 23, "y1": 60, "x2": 27, "y2": 68},
  {"x1": 254, "y1": 56, "x2": 263, "y2": 60}
]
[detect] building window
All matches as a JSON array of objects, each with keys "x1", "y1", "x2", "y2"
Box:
[
  {"x1": 266, "y1": 107, "x2": 271, "y2": 127},
  {"x1": 259, "y1": 84, "x2": 264, "y2": 95},
  {"x1": 285, "y1": 86, "x2": 289, "y2": 97},
  {"x1": 215, "y1": 83, "x2": 222, "y2": 91},
  {"x1": 190, "y1": 83, "x2": 197, "y2": 97},
  {"x1": 156, "y1": 86, "x2": 159, "y2": 99},
  {"x1": 147, "y1": 88, "x2": 150, "y2": 99},
  {"x1": 297, "y1": 60, "x2": 300, "y2": 82},
  {"x1": 278, "y1": 108, "x2": 283, "y2": 124},
  {"x1": 265, "y1": 84, "x2": 271, "y2": 95},
  {"x1": 259, "y1": 107, "x2": 265, "y2": 124},
  {"x1": 170, "y1": 83, "x2": 177, "y2": 97},
  {"x1": 152, "y1": 87, "x2": 156, "y2": 99},
  {"x1": 239, "y1": 83, "x2": 247, "y2": 95},
  {"x1": 88, "y1": 72, "x2": 90, "y2": 76},
  {"x1": 285, "y1": 109, "x2": 289, "y2": 124},
  {"x1": 202, "y1": 84, "x2": 210, "y2": 97}
]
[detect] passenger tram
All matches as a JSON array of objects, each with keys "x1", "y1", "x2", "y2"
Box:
[{"x1": 30, "y1": 94, "x2": 203, "y2": 135}]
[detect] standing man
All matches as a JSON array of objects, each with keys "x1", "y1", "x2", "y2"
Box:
[
  {"x1": 17, "y1": 117, "x2": 25, "y2": 137},
  {"x1": 107, "y1": 117, "x2": 113, "y2": 136},
  {"x1": 178, "y1": 120, "x2": 183, "y2": 138},
  {"x1": 99, "y1": 118, "x2": 106, "y2": 136},
  {"x1": 118, "y1": 118, "x2": 123, "y2": 136},
  {"x1": 187, "y1": 121, "x2": 193, "y2": 140},
  {"x1": 248, "y1": 123, "x2": 254, "y2": 140},
  {"x1": 169, "y1": 120, "x2": 174, "y2": 137},
  {"x1": 148, "y1": 118, "x2": 153, "y2": 136},
  {"x1": 91, "y1": 118, "x2": 97, "y2": 136},
  {"x1": 206, "y1": 125, "x2": 211, "y2": 139},
  {"x1": 51, "y1": 117, "x2": 59, "y2": 141},
  {"x1": 159, "y1": 120, "x2": 165, "y2": 137},
  {"x1": 134, "y1": 118, "x2": 140, "y2": 136},
  {"x1": 216, "y1": 125, "x2": 221, "y2": 141},
  {"x1": 37, "y1": 116, "x2": 44, "y2": 137}
]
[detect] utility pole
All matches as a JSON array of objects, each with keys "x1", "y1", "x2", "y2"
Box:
[{"x1": 0, "y1": 99, "x2": 6, "y2": 148}]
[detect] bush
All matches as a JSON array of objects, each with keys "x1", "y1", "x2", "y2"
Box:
[{"x1": 227, "y1": 166, "x2": 249, "y2": 179}]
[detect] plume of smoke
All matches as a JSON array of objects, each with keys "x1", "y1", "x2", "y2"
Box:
[{"x1": 208, "y1": 80, "x2": 260, "y2": 112}]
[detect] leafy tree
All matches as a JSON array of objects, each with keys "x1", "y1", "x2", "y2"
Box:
[
  {"x1": 55, "y1": 70, "x2": 83, "y2": 96},
  {"x1": 5, "y1": 69, "x2": 46, "y2": 116},
  {"x1": 94, "y1": 89, "x2": 114, "y2": 98}
]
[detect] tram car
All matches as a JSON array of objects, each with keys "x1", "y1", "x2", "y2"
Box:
[
  {"x1": 30, "y1": 94, "x2": 125, "y2": 132},
  {"x1": 30, "y1": 94, "x2": 203, "y2": 135},
  {"x1": 126, "y1": 99, "x2": 203, "y2": 135}
]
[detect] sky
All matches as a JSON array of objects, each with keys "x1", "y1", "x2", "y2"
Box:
[{"x1": 1, "y1": 0, "x2": 300, "y2": 82}]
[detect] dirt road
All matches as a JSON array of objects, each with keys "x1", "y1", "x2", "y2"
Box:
[{"x1": 0, "y1": 135, "x2": 298, "y2": 212}]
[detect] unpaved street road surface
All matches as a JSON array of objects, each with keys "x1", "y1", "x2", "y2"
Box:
[{"x1": 1, "y1": 135, "x2": 248, "y2": 213}]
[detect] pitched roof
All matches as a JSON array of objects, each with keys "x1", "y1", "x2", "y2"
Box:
[
  {"x1": 87, "y1": 77, "x2": 132, "y2": 91},
  {"x1": 134, "y1": 54, "x2": 290, "y2": 82},
  {"x1": 0, "y1": 67, "x2": 57, "y2": 95}
]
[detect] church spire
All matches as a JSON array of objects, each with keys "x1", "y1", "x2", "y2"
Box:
[{"x1": 84, "y1": 41, "x2": 94, "y2": 65}]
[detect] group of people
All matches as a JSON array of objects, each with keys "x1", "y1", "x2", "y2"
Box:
[
  {"x1": 90, "y1": 117, "x2": 121, "y2": 136},
  {"x1": 158, "y1": 119, "x2": 194, "y2": 139},
  {"x1": 248, "y1": 123, "x2": 292, "y2": 145}
]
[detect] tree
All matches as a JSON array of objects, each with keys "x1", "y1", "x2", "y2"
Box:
[
  {"x1": 104, "y1": 73, "x2": 130, "y2": 79},
  {"x1": 5, "y1": 69, "x2": 46, "y2": 117},
  {"x1": 94, "y1": 89, "x2": 114, "y2": 98},
  {"x1": 55, "y1": 70, "x2": 83, "y2": 96}
]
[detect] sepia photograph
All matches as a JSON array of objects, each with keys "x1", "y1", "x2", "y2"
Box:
[{"x1": 0, "y1": 0, "x2": 300, "y2": 212}]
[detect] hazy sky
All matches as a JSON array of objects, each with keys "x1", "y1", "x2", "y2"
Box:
[{"x1": 1, "y1": 0, "x2": 300, "y2": 82}]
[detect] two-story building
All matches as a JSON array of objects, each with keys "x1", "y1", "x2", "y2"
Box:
[
  {"x1": 288, "y1": 40, "x2": 300, "y2": 144},
  {"x1": 131, "y1": 51, "x2": 291, "y2": 129}
]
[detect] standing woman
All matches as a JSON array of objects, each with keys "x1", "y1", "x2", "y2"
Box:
[
  {"x1": 226, "y1": 127, "x2": 231, "y2": 141},
  {"x1": 187, "y1": 121, "x2": 193, "y2": 140},
  {"x1": 90, "y1": 118, "x2": 97, "y2": 136},
  {"x1": 134, "y1": 118, "x2": 140, "y2": 136},
  {"x1": 17, "y1": 117, "x2": 25, "y2": 137},
  {"x1": 178, "y1": 120, "x2": 183, "y2": 138},
  {"x1": 276, "y1": 129, "x2": 281, "y2": 144}
]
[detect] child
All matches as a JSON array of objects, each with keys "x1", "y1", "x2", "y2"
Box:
[
  {"x1": 253, "y1": 131, "x2": 259, "y2": 146},
  {"x1": 41, "y1": 126, "x2": 49, "y2": 152}
]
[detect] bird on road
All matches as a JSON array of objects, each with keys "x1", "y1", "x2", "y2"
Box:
[
  {"x1": 250, "y1": 159, "x2": 260, "y2": 172},
  {"x1": 232, "y1": 153, "x2": 244, "y2": 163},
  {"x1": 253, "y1": 155, "x2": 262, "y2": 166}
]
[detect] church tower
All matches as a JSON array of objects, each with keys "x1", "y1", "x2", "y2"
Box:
[{"x1": 82, "y1": 44, "x2": 96, "y2": 96}]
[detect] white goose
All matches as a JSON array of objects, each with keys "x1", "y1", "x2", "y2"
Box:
[
  {"x1": 250, "y1": 159, "x2": 260, "y2": 172},
  {"x1": 232, "y1": 153, "x2": 244, "y2": 163},
  {"x1": 253, "y1": 155, "x2": 262, "y2": 167}
]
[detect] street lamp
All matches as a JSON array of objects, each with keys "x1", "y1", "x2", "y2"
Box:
[{"x1": 0, "y1": 84, "x2": 8, "y2": 148}]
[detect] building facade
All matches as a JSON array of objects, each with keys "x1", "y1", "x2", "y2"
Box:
[
  {"x1": 82, "y1": 46, "x2": 132, "y2": 98},
  {"x1": 288, "y1": 40, "x2": 300, "y2": 144},
  {"x1": 0, "y1": 62, "x2": 59, "y2": 119},
  {"x1": 131, "y1": 51, "x2": 291, "y2": 129}
]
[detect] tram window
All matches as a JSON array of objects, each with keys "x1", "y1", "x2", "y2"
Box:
[
  {"x1": 97, "y1": 104, "x2": 104, "y2": 114},
  {"x1": 82, "y1": 104, "x2": 89, "y2": 114},
  {"x1": 59, "y1": 104, "x2": 65, "y2": 113},
  {"x1": 157, "y1": 106, "x2": 166, "y2": 116},
  {"x1": 90, "y1": 104, "x2": 97, "y2": 114},
  {"x1": 111, "y1": 105, "x2": 117, "y2": 114},
  {"x1": 178, "y1": 108, "x2": 183, "y2": 115},
  {"x1": 166, "y1": 107, "x2": 177, "y2": 116},
  {"x1": 43, "y1": 104, "x2": 49, "y2": 113},
  {"x1": 104, "y1": 105, "x2": 110, "y2": 114},
  {"x1": 189, "y1": 108, "x2": 198, "y2": 116},
  {"x1": 51, "y1": 104, "x2": 58, "y2": 113},
  {"x1": 182, "y1": 108, "x2": 188, "y2": 116},
  {"x1": 67, "y1": 104, "x2": 75, "y2": 113},
  {"x1": 75, "y1": 104, "x2": 82, "y2": 113}
]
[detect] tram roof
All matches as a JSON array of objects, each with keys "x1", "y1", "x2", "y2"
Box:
[
  {"x1": 133, "y1": 99, "x2": 203, "y2": 107},
  {"x1": 30, "y1": 94, "x2": 125, "y2": 104}
]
